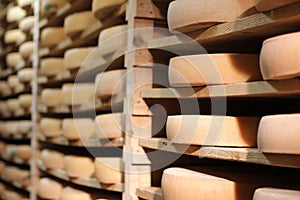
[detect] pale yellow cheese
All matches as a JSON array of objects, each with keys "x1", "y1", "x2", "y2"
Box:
[
  {"x1": 2, "y1": 166, "x2": 18, "y2": 182},
  {"x1": 19, "y1": 41, "x2": 34, "y2": 58},
  {"x1": 41, "y1": 149, "x2": 65, "y2": 170},
  {"x1": 4, "y1": 29, "x2": 26, "y2": 44},
  {"x1": 61, "y1": 187, "x2": 92, "y2": 200},
  {"x1": 94, "y1": 157, "x2": 124, "y2": 184},
  {"x1": 40, "y1": 118, "x2": 62, "y2": 137},
  {"x1": 95, "y1": 113, "x2": 124, "y2": 139},
  {"x1": 18, "y1": 94, "x2": 32, "y2": 109},
  {"x1": 64, "y1": 155, "x2": 94, "y2": 178},
  {"x1": 62, "y1": 118, "x2": 95, "y2": 140},
  {"x1": 17, "y1": 120, "x2": 32, "y2": 134},
  {"x1": 1, "y1": 190, "x2": 22, "y2": 200},
  {"x1": 0, "y1": 82, "x2": 12, "y2": 96},
  {"x1": 6, "y1": 53, "x2": 24, "y2": 69},
  {"x1": 92, "y1": 0, "x2": 126, "y2": 20},
  {"x1": 17, "y1": 68, "x2": 34, "y2": 82},
  {"x1": 62, "y1": 83, "x2": 96, "y2": 106},
  {"x1": 6, "y1": 6, "x2": 26, "y2": 23},
  {"x1": 41, "y1": 89, "x2": 63, "y2": 107},
  {"x1": 6, "y1": 99, "x2": 22, "y2": 112},
  {"x1": 41, "y1": 27, "x2": 69, "y2": 47},
  {"x1": 254, "y1": 188, "x2": 300, "y2": 200},
  {"x1": 14, "y1": 168, "x2": 30, "y2": 187},
  {"x1": 255, "y1": 0, "x2": 300, "y2": 12},
  {"x1": 3, "y1": 145, "x2": 16, "y2": 159},
  {"x1": 19, "y1": 16, "x2": 35, "y2": 32},
  {"x1": 38, "y1": 178, "x2": 62, "y2": 200},
  {"x1": 3, "y1": 122, "x2": 19, "y2": 135},
  {"x1": 41, "y1": 0, "x2": 69, "y2": 17},
  {"x1": 64, "y1": 47, "x2": 95, "y2": 70},
  {"x1": 7, "y1": 76, "x2": 21, "y2": 89},
  {"x1": 64, "y1": 11, "x2": 98, "y2": 37},
  {"x1": 40, "y1": 58, "x2": 65, "y2": 76},
  {"x1": 15, "y1": 145, "x2": 31, "y2": 160},
  {"x1": 17, "y1": 0, "x2": 34, "y2": 7}
]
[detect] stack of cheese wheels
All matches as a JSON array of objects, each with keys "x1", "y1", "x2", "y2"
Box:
[
  {"x1": 19, "y1": 16, "x2": 35, "y2": 32},
  {"x1": 41, "y1": 88, "x2": 63, "y2": 107},
  {"x1": 253, "y1": 188, "x2": 300, "y2": 200},
  {"x1": 64, "y1": 47, "x2": 95, "y2": 70},
  {"x1": 41, "y1": 149, "x2": 65, "y2": 170},
  {"x1": 61, "y1": 187, "x2": 92, "y2": 200},
  {"x1": 255, "y1": 0, "x2": 300, "y2": 12},
  {"x1": 62, "y1": 83, "x2": 95, "y2": 106},
  {"x1": 1, "y1": 190, "x2": 23, "y2": 200},
  {"x1": 94, "y1": 157, "x2": 124, "y2": 184},
  {"x1": 6, "y1": 6, "x2": 26, "y2": 23},
  {"x1": 18, "y1": 0, "x2": 34, "y2": 7},
  {"x1": 40, "y1": 58, "x2": 65, "y2": 76},
  {"x1": 260, "y1": 32, "x2": 300, "y2": 80},
  {"x1": 15, "y1": 145, "x2": 31, "y2": 161},
  {"x1": 92, "y1": 0, "x2": 126, "y2": 20},
  {"x1": 95, "y1": 69, "x2": 126, "y2": 99},
  {"x1": 18, "y1": 94, "x2": 32, "y2": 110},
  {"x1": 167, "y1": 0, "x2": 255, "y2": 33},
  {"x1": 62, "y1": 118, "x2": 95, "y2": 140},
  {"x1": 64, "y1": 155, "x2": 94, "y2": 178},
  {"x1": 17, "y1": 68, "x2": 34, "y2": 82},
  {"x1": 166, "y1": 115, "x2": 260, "y2": 147},
  {"x1": 41, "y1": 0, "x2": 69, "y2": 17},
  {"x1": 258, "y1": 114, "x2": 300, "y2": 154},
  {"x1": 19, "y1": 41, "x2": 34, "y2": 59},
  {"x1": 38, "y1": 178, "x2": 63, "y2": 200},
  {"x1": 6, "y1": 52, "x2": 24, "y2": 70},
  {"x1": 7, "y1": 76, "x2": 24, "y2": 93},
  {"x1": 168, "y1": 54, "x2": 261, "y2": 87},
  {"x1": 6, "y1": 99, "x2": 24, "y2": 117},
  {"x1": 64, "y1": 11, "x2": 98, "y2": 37},
  {"x1": 40, "y1": 118, "x2": 62, "y2": 138},
  {"x1": 95, "y1": 113, "x2": 124, "y2": 140},
  {"x1": 4, "y1": 29, "x2": 26, "y2": 44},
  {"x1": 17, "y1": 120, "x2": 32, "y2": 135},
  {"x1": 41, "y1": 27, "x2": 69, "y2": 47}
]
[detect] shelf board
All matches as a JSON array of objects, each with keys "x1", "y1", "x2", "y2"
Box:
[
  {"x1": 140, "y1": 138, "x2": 300, "y2": 169},
  {"x1": 0, "y1": 156, "x2": 30, "y2": 168},
  {"x1": 0, "y1": 178, "x2": 30, "y2": 194},
  {"x1": 136, "y1": 187, "x2": 164, "y2": 200},
  {"x1": 0, "y1": 137, "x2": 30, "y2": 144}
]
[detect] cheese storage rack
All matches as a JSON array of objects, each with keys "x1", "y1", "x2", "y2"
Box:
[{"x1": 0, "y1": 0, "x2": 299, "y2": 200}]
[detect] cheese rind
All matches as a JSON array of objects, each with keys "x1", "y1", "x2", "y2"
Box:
[
  {"x1": 19, "y1": 16, "x2": 35, "y2": 32},
  {"x1": 167, "y1": 115, "x2": 259, "y2": 147},
  {"x1": 62, "y1": 83, "x2": 95, "y2": 106},
  {"x1": 17, "y1": 68, "x2": 34, "y2": 82},
  {"x1": 94, "y1": 157, "x2": 124, "y2": 184},
  {"x1": 253, "y1": 188, "x2": 300, "y2": 200},
  {"x1": 7, "y1": 6, "x2": 26, "y2": 23},
  {"x1": 4, "y1": 29, "x2": 26, "y2": 44},
  {"x1": 64, "y1": 47, "x2": 95, "y2": 70},
  {"x1": 41, "y1": 149, "x2": 65, "y2": 170},
  {"x1": 95, "y1": 113, "x2": 124, "y2": 139},
  {"x1": 41, "y1": 0, "x2": 69, "y2": 17},
  {"x1": 40, "y1": 58, "x2": 65, "y2": 76},
  {"x1": 62, "y1": 118, "x2": 95, "y2": 140},
  {"x1": 61, "y1": 187, "x2": 92, "y2": 200},
  {"x1": 41, "y1": 89, "x2": 63, "y2": 107},
  {"x1": 6, "y1": 53, "x2": 24, "y2": 69},
  {"x1": 41, "y1": 27, "x2": 69, "y2": 47},
  {"x1": 255, "y1": 0, "x2": 300, "y2": 12},
  {"x1": 40, "y1": 118, "x2": 62, "y2": 137},
  {"x1": 38, "y1": 178, "x2": 62, "y2": 200},
  {"x1": 92, "y1": 0, "x2": 126, "y2": 20},
  {"x1": 2, "y1": 190, "x2": 22, "y2": 200},
  {"x1": 18, "y1": 94, "x2": 32, "y2": 109},
  {"x1": 15, "y1": 145, "x2": 31, "y2": 160},
  {"x1": 169, "y1": 54, "x2": 261, "y2": 87},
  {"x1": 19, "y1": 41, "x2": 34, "y2": 58},
  {"x1": 258, "y1": 114, "x2": 300, "y2": 154},
  {"x1": 64, "y1": 156, "x2": 95, "y2": 178}
]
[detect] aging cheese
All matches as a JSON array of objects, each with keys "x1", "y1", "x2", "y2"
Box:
[
  {"x1": 62, "y1": 83, "x2": 95, "y2": 106},
  {"x1": 6, "y1": 6, "x2": 26, "y2": 23},
  {"x1": 41, "y1": 27, "x2": 69, "y2": 47},
  {"x1": 4, "y1": 29, "x2": 26, "y2": 44},
  {"x1": 64, "y1": 156, "x2": 94, "y2": 178},
  {"x1": 258, "y1": 114, "x2": 300, "y2": 154},
  {"x1": 16, "y1": 145, "x2": 31, "y2": 160},
  {"x1": 7, "y1": 76, "x2": 21, "y2": 89},
  {"x1": 253, "y1": 188, "x2": 300, "y2": 200},
  {"x1": 169, "y1": 54, "x2": 261, "y2": 87},
  {"x1": 64, "y1": 47, "x2": 95, "y2": 70},
  {"x1": 38, "y1": 178, "x2": 62, "y2": 200},
  {"x1": 6, "y1": 99, "x2": 22, "y2": 112},
  {"x1": 168, "y1": 0, "x2": 256, "y2": 33},
  {"x1": 17, "y1": 120, "x2": 32, "y2": 134},
  {"x1": 167, "y1": 115, "x2": 259, "y2": 147},
  {"x1": 0, "y1": 82, "x2": 12, "y2": 96},
  {"x1": 41, "y1": 149, "x2": 65, "y2": 170},
  {"x1": 0, "y1": 183, "x2": 4, "y2": 195},
  {"x1": 41, "y1": 89, "x2": 63, "y2": 107},
  {"x1": 17, "y1": 68, "x2": 34, "y2": 82},
  {"x1": 17, "y1": 0, "x2": 34, "y2": 7},
  {"x1": 6, "y1": 53, "x2": 24, "y2": 69},
  {"x1": 255, "y1": 0, "x2": 300, "y2": 12},
  {"x1": 19, "y1": 41, "x2": 34, "y2": 58},
  {"x1": 19, "y1": 16, "x2": 35, "y2": 32},
  {"x1": 62, "y1": 118, "x2": 95, "y2": 140},
  {"x1": 18, "y1": 94, "x2": 32, "y2": 109},
  {"x1": 64, "y1": 11, "x2": 98, "y2": 37},
  {"x1": 2, "y1": 190, "x2": 22, "y2": 200},
  {"x1": 95, "y1": 113, "x2": 124, "y2": 139},
  {"x1": 40, "y1": 118, "x2": 62, "y2": 137},
  {"x1": 40, "y1": 58, "x2": 65, "y2": 76},
  {"x1": 41, "y1": 0, "x2": 69, "y2": 17},
  {"x1": 94, "y1": 157, "x2": 124, "y2": 184},
  {"x1": 61, "y1": 187, "x2": 92, "y2": 200},
  {"x1": 14, "y1": 169, "x2": 30, "y2": 187},
  {"x1": 260, "y1": 32, "x2": 300, "y2": 80},
  {"x1": 2, "y1": 166, "x2": 18, "y2": 182},
  {"x1": 92, "y1": 0, "x2": 126, "y2": 20}
]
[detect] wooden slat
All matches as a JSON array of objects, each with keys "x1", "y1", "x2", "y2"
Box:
[
  {"x1": 136, "y1": 187, "x2": 164, "y2": 200},
  {"x1": 140, "y1": 138, "x2": 300, "y2": 169}
]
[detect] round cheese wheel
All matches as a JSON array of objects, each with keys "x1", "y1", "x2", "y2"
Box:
[
  {"x1": 95, "y1": 113, "x2": 124, "y2": 139},
  {"x1": 41, "y1": 89, "x2": 63, "y2": 107},
  {"x1": 62, "y1": 83, "x2": 96, "y2": 106},
  {"x1": 41, "y1": 0, "x2": 69, "y2": 17},
  {"x1": 62, "y1": 118, "x2": 95, "y2": 140},
  {"x1": 258, "y1": 114, "x2": 300, "y2": 154},
  {"x1": 18, "y1": 94, "x2": 32, "y2": 109},
  {"x1": 0, "y1": 183, "x2": 5, "y2": 195},
  {"x1": 17, "y1": 0, "x2": 34, "y2": 7},
  {"x1": 3, "y1": 122, "x2": 19, "y2": 135},
  {"x1": 17, "y1": 68, "x2": 34, "y2": 82},
  {"x1": 41, "y1": 27, "x2": 69, "y2": 47},
  {"x1": 260, "y1": 32, "x2": 300, "y2": 80},
  {"x1": 19, "y1": 41, "x2": 34, "y2": 58},
  {"x1": 167, "y1": 115, "x2": 259, "y2": 147},
  {"x1": 64, "y1": 47, "x2": 95, "y2": 70},
  {"x1": 169, "y1": 54, "x2": 261, "y2": 87},
  {"x1": 6, "y1": 53, "x2": 24, "y2": 69},
  {"x1": 254, "y1": 188, "x2": 300, "y2": 200},
  {"x1": 16, "y1": 145, "x2": 31, "y2": 160},
  {"x1": 19, "y1": 16, "x2": 35, "y2": 32},
  {"x1": 7, "y1": 99, "x2": 22, "y2": 112},
  {"x1": 168, "y1": 0, "x2": 255, "y2": 33},
  {"x1": 6, "y1": 6, "x2": 26, "y2": 23},
  {"x1": 41, "y1": 149, "x2": 65, "y2": 170},
  {"x1": 40, "y1": 118, "x2": 62, "y2": 137},
  {"x1": 17, "y1": 120, "x2": 32, "y2": 134},
  {"x1": 61, "y1": 187, "x2": 92, "y2": 200},
  {"x1": 4, "y1": 29, "x2": 26, "y2": 44},
  {"x1": 3, "y1": 145, "x2": 17, "y2": 159},
  {"x1": 64, "y1": 11, "x2": 98, "y2": 37},
  {"x1": 0, "y1": 82, "x2": 12, "y2": 96},
  {"x1": 95, "y1": 69, "x2": 126, "y2": 98},
  {"x1": 40, "y1": 58, "x2": 65, "y2": 76},
  {"x1": 38, "y1": 178, "x2": 62, "y2": 199},
  {"x1": 92, "y1": 0, "x2": 126, "y2": 20},
  {"x1": 255, "y1": 0, "x2": 300, "y2": 12},
  {"x1": 14, "y1": 169, "x2": 30, "y2": 187},
  {"x1": 7, "y1": 76, "x2": 21, "y2": 89},
  {"x1": 64, "y1": 155, "x2": 95, "y2": 178},
  {"x1": 1, "y1": 190, "x2": 22, "y2": 200},
  {"x1": 94, "y1": 157, "x2": 124, "y2": 184},
  {"x1": 3, "y1": 166, "x2": 18, "y2": 182}
]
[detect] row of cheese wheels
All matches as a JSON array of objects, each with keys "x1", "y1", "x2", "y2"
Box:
[
  {"x1": 0, "y1": 142, "x2": 31, "y2": 163},
  {"x1": 167, "y1": 113, "x2": 300, "y2": 155},
  {"x1": 0, "y1": 74, "x2": 33, "y2": 97},
  {"x1": 0, "y1": 120, "x2": 32, "y2": 138},
  {"x1": 0, "y1": 182, "x2": 28, "y2": 200},
  {"x1": 41, "y1": 149, "x2": 123, "y2": 184},
  {"x1": 0, "y1": 95, "x2": 32, "y2": 118},
  {"x1": 169, "y1": 31, "x2": 300, "y2": 87},
  {"x1": 168, "y1": 0, "x2": 300, "y2": 34}
]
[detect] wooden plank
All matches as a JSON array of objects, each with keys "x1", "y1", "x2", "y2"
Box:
[
  {"x1": 140, "y1": 138, "x2": 300, "y2": 169},
  {"x1": 136, "y1": 187, "x2": 164, "y2": 200}
]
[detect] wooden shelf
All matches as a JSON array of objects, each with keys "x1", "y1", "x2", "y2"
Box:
[
  {"x1": 136, "y1": 187, "x2": 164, "y2": 200},
  {"x1": 0, "y1": 137, "x2": 30, "y2": 145},
  {"x1": 140, "y1": 138, "x2": 300, "y2": 169},
  {"x1": 0, "y1": 156, "x2": 30, "y2": 168}
]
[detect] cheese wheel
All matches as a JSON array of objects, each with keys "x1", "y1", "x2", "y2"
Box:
[
  {"x1": 4, "y1": 29, "x2": 26, "y2": 44},
  {"x1": 7, "y1": 99, "x2": 22, "y2": 112},
  {"x1": 95, "y1": 69, "x2": 126, "y2": 98},
  {"x1": 41, "y1": 149, "x2": 65, "y2": 170},
  {"x1": 3, "y1": 145, "x2": 17, "y2": 159},
  {"x1": 38, "y1": 178, "x2": 62, "y2": 199},
  {"x1": 41, "y1": 27, "x2": 69, "y2": 47},
  {"x1": 260, "y1": 32, "x2": 300, "y2": 80},
  {"x1": 167, "y1": 115, "x2": 259, "y2": 147},
  {"x1": 6, "y1": 53, "x2": 24, "y2": 69},
  {"x1": 2, "y1": 190, "x2": 22, "y2": 200},
  {"x1": 19, "y1": 41, "x2": 34, "y2": 58},
  {"x1": 16, "y1": 145, "x2": 31, "y2": 160},
  {"x1": 7, "y1": 76, "x2": 21, "y2": 89},
  {"x1": 61, "y1": 187, "x2": 92, "y2": 200},
  {"x1": 62, "y1": 83, "x2": 95, "y2": 106},
  {"x1": 64, "y1": 47, "x2": 95, "y2": 70},
  {"x1": 168, "y1": 0, "x2": 255, "y2": 33},
  {"x1": 18, "y1": 94, "x2": 32, "y2": 109},
  {"x1": 258, "y1": 114, "x2": 300, "y2": 154},
  {"x1": 62, "y1": 118, "x2": 95, "y2": 140},
  {"x1": 0, "y1": 183, "x2": 5, "y2": 195},
  {"x1": 41, "y1": 89, "x2": 63, "y2": 107},
  {"x1": 2, "y1": 166, "x2": 18, "y2": 182},
  {"x1": 95, "y1": 113, "x2": 124, "y2": 139},
  {"x1": 169, "y1": 54, "x2": 261, "y2": 87},
  {"x1": 0, "y1": 143, "x2": 6, "y2": 155},
  {"x1": 0, "y1": 82, "x2": 12, "y2": 96},
  {"x1": 3, "y1": 122, "x2": 19, "y2": 135},
  {"x1": 255, "y1": 0, "x2": 300, "y2": 12},
  {"x1": 40, "y1": 58, "x2": 65, "y2": 76},
  {"x1": 17, "y1": 68, "x2": 34, "y2": 82},
  {"x1": 19, "y1": 16, "x2": 35, "y2": 32},
  {"x1": 253, "y1": 188, "x2": 300, "y2": 200},
  {"x1": 40, "y1": 118, "x2": 62, "y2": 137},
  {"x1": 17, "y1": 0, "x2": 34, "y2": 7},
  {"x1": 94, "y1": 157, "x2": 124, "y2": 184},
  {"x1": 64, "y1": 11, "x2": 98, "y2": 37},
  {"x1": 6, "y1": 6, "x2": 26, "y2": 23},
  {"x1": 92, "y1": 0, "x2": 126, "y2": 20},
  {"x1": 18, "y1": 120, "x2": 32, "y2": 134},
  {"x1": 14, "y1": 169, "x2": 30, "y2": 186},
  {"x1": 64, "y1": 155, "x2": 94, "y2": 178},
  {"x1": 41, "y1": 0, "x2": 69, "y2": 17}
]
